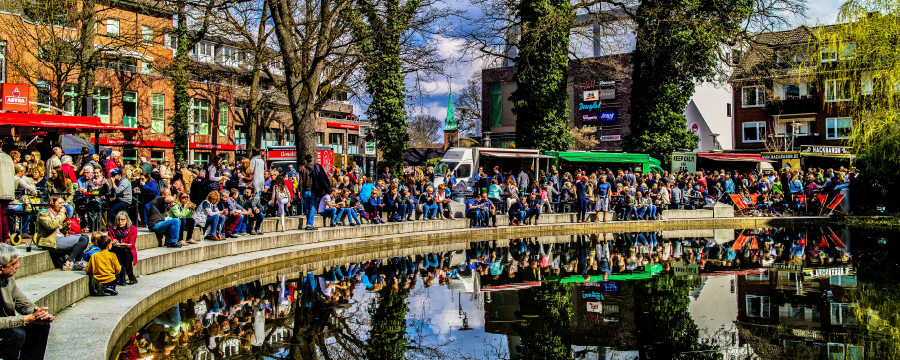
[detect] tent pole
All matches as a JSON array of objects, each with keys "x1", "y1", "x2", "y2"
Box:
[{"x1": 94, "y1": 129, "x2": 100, "y2": 155}]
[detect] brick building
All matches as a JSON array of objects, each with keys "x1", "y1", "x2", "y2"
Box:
[{"x1": 0, "y1": 0, "x2": 365, "y2": 166}]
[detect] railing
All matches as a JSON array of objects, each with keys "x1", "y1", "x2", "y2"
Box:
[{"x1": 766, "y1": 97, "x2": 818, "y2": 116}]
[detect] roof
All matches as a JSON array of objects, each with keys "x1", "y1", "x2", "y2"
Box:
[{"x1": 729, "y1": 24, "x2": 842, "y2": 83}]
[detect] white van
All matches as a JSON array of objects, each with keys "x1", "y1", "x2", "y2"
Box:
[{"x1": 433, "y1": 147, "x2": 546, "y2": 188}]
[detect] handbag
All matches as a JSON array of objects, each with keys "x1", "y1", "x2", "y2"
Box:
[
  {"x1": 193, "y1": 201, "x2": 209, "y2": 227},
  {"x1": 415, "y1": 195, "x2": 424, "y2": 213}
]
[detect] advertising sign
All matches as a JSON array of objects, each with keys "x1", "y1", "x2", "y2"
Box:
[
  {"x1": 586, "y1": 302, "x2": 603, "y2": 313},
  {"x1": 1, "y1": 83, "x2": 30, "y2": 112},
  {"x1": 327, "y1": 122, "x2": 360, "y2": 130},
  {"x1": 582, "y1": 112, "x2": 599, "y2": 123},
  {"x1": 599, "y1": 89, "x2": 615, "y2": 100},
  {"x1": 800, "y1": 145, "x2": 851, "y2": 154},
  {"x1": 317, "y1": 149, "x2": 334, "y2": 168},
  {"x1": 364, "y1": 142, "x2": 375, "y2": 155},
  {"x1": 598, "y1": 111, "x2": 616, "y2": 122},
  {"x1": 578, "y1": 102, "x2": 602, "y2": 111},
  {"x1": 671, "y1": 152, "x2": 697, "y2": 173},
  {"x1": 674, "y1": 261, "x2": 699, "y2": 276},
  {"x1": 583, "y1": 90, "x2": 599, "y2": 101},
  {"x1": 600, "y1": 135, "x2": 621, "y2": 142}
]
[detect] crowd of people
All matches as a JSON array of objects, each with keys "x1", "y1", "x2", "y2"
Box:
[{"x1": 0, "y1": 144, "x2": 855, "y2": 278}]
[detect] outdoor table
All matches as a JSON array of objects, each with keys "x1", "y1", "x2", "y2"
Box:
[{"x1": 74, "y1": 192, "x2": 109, "y2": 231}]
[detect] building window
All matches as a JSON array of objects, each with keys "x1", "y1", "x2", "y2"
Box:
[
  {"x1": 140, "y1": 61, "x2": 153, "y2": 75},
  {"x1": 820, "y1": 45, "x2": 837, "y2": 63},
  {"x1": 235, "y1": 128, "x2": 247, "y2": 145},
  {"x1": 726, "y1": 103, "x2": 732, "y2": 117},
  {"x1": 94, "y1": 88, "x2": 110, "y2": 123},
  {"x1": 106, "y1": 19, "x2": 119, "y2": 38},
  {"x1": 745, "y1": 295, "x2": 770, "y2": 318},
  {"x1": 784, "y1": 85, "x2": 800, "y2": 99},
  {"x1": 219, "y1": 153, "x2": 229, "y2": 164},
  {"x1": 151, "y1": 93, "x2": 165, "y2": 133},
  {"x1": 63, "y1": 84, "x2": 77, "y2": 114},
  {"x1": 329, "y1": 133, "x2": 344, "y2": 154},
  {"x1": 347, "y1": 134, "x2": 359, "y2": 155},
  {"x1": 741, "y1": 86, "x2": 766, "y2": 107},
  {"x1": 190, "y1": 98, "x2": 210, "y2": 135},
  {"x1": 825, "y1": 79, "x2": 851, "y2": 102},
  {"x1": 861, "y1": 71, "x2": 874, "y2": 95},
  {"x1": 826, "y1": 118, "x2": 852, "y2": 140},
  {"x1": 123, "y1": 91, "x2": 137, "y2": 127},
  {"x1": 490, "y1": 84, "x2": 502, "y2": 127},
  {"x1": 218, "y1": 102, "x2": 228, "y2": 137},
  {"x1": 0, "y1": 41, "x2": 6, "y2": 83},
  {"x1": 830, "y1": 303, "x2": 856, "y2": 325},
  {"x1": 316, "y1": 132, "x2": 324, "y2": 146},
  {"x1": 142, "y1": 26, "x2": 153, "y2": 46},
  {"x1": 123, "y1": 149, "x2": 137, "y2": 163},
  {"x1": 193, "y1": 152, "x2": 209, "y2": 165},
  {"x1": 742, "y1": 122, "x2": 766, "y2": 143},
  {"x1": 151, "y1": 150, "x2": 164, "y2": 163}
]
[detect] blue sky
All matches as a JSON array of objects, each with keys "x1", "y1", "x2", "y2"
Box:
[{"x1": 352, "y1": 0, "x2": 848, "y2": 130}]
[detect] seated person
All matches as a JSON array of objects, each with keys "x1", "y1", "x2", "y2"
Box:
[
  {"x1": 0, "y1": 244, "x2": 54, "y2": 360},
  {"x1": 147, "y1": 187, "x2": 182, "y2": 248},
  {"x1": 237, "y1": 188, "x2": 265, "y2": 235},
  {"x1": 84, "y1": 235, "x2": 122, "y2": 296},
  {"x1": 525, "y1": 193, "x2": 542, "y2": 225},
  {"x1": 508, "y1": 197, "x2": 529, "y2": 226},
  {"x1": 479, "y1": 192, "x2": 498, "y2": 227},
  {"x1": 465, "y1": 195, "x2": 485, "y2": 228}
]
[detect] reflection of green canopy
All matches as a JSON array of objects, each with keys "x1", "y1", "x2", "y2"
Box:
[
  {"x1": 545, "y1": 151, "x2": 664, "y2": 173},
  {"x1": 548, "y1": 264, "x2": 664, "y2": 283}
]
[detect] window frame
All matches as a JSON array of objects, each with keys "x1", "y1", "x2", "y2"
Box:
[
  {"x1": 824, "y1": 79, "x2": 852, "y2": 102},
  {"x1": 141, "y1": 25, "x2": 153, "y2": 46},
  {"x1": 329, "y1": 133, "x2": 344, "y2": 154},
  {"x1": 106, "y1": 18, "x2": 119, "y2": 38},
  {"x1": 825, "y1": 117, "x2": 852, "y2": 140},
  {"x1": 218, "y1": 102, "x2": 229, "y2": 137},
  {"x1": 490, "y1": 84, "x2": 502, "y2": 127},
  {"x1": 190, "y1": 98, "x2": 211, "y2": 135},
  {"x1": 741, "y1": 86, "x2": 766, "y2": 108},
  {"x1": 94, "y1": 88, "x2": 111, "y2": 123},
  {"x1": 742, "y1": 121, "x2": 766, "y2": 143},
  {"x1": 151, "y1": 93, "x2": 165, "y2": 133}
]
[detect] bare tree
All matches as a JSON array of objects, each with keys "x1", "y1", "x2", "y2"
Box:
[
  {"x1": 454, "y1": 71, "x2": 483, "y2": 137},
  {"x1": 568, "y1": 126, "x2": 599, "y2": 150},
  {"x1": 407, "y1": 113, "x2": 442, "y2": 147}
]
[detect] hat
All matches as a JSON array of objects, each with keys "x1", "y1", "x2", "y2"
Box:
[{"x1": 110, "y1": 168, "x2": 123, "y2": 177}]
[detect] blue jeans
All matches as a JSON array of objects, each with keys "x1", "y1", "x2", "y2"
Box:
[
  {"x1": 647, "y1": 205, "x2": 657, "y2": 218},
  {"x1": 635, "y1": 206, "x2": 647, "y2": 219},
  {"x1": 343, "y1": 208, "x2": 361, "y2": 224},
  {"x1": 150, "y1": 219, "x2": 181, "y2": 245},
  {"x1": 205, "y1": 214, "x2": 222, "y2": 236},
  {"x1": 234, "y1": 214, "x2": 247, "y2": 233},
  {"x1": 467, "y1": 210, "x2": 485, "y2": 227},
  {"x1": 142, "y1": 203, "x2": 151, "y2": 225},
  {"x1": 527, "y1": 208, "x2": 541, "y2": 222},
  {"x1": 177, "y1": 217, "x2": 196, "y2": 241},
  {"x1": 511, "y1": 210, "x2": 527, "y2": 223},
  {"x1": 322, "y1": 208, "x2": 343, "y2": 224},
  {"x1": 422, "y1": 204, "x2": 439, "y2": 218},
  {"x1": 302, "y1": 190, "x2": 317, "y2": 228},
  {"x1": 400, "y1": 203, "x2": 414, "y2": 219},
  {"x1": 577, "y1": 198, "x2": 588, "y2": 221}
]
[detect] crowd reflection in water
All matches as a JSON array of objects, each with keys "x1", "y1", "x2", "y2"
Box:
[{"x1": 116, "y1": 228, "x2": 858, "y2": 359}]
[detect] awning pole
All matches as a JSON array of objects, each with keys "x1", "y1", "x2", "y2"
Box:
[{"x1": 94, "y1": 129, "x2": 100, "y2": 155}]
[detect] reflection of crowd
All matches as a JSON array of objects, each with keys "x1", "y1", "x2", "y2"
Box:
[{"x1": 703, "y1": 228, "x2": 852, "y2": 271}]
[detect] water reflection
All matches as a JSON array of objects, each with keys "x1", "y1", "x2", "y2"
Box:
[{"x1": 118, "y1": 227, "x2": 895, "y2": 360}]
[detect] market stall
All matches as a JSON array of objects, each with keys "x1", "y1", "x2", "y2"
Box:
[{"x1": 544, "y1": 151, "x2": 665, "y2": 174}]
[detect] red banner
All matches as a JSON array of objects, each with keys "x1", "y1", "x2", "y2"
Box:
[
  {"x1": 327, "y1": 122, "x2": 359, "y2": 130},
  {"x1": 97, "y1": 138, "x2": 238, "y2": 150},
  {"x1": 317, "y1": 149, "x2": 334, "y2": 168}
]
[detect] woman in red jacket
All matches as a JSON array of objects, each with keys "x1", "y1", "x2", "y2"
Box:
[{"x1": 108, "y1": 211, "x2": 139, "y2": 285}]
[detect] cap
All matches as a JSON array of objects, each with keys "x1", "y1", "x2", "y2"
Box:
[{"x1": 110, "y1": 168, "x2": 123, "y2": 177}]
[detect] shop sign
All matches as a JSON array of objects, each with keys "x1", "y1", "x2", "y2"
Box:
[
  {"x1": 1, "y1": 83, "x2": 30, "y2": 112},
  {"x1": 327, "y1": 122, "x2": 359, "y2": 130},
  {"x1": 582, "y1": 80, "x2": 596, "y2": 90},
  {"x1": 761, "y1": 152, "x2": 800, "y2": 160},
  {"x1": 586, "y1": 302, "x2": 603, "y2": 313},
  {"x1": 582, "y1": 112, "x2": 599, "y2": 123},
  {"x1": 189, "y1": 143, "x2": 238, "y2": 151},
  {"x1": 671, "y1": 152, "x2": 696, "y2": 173},
  {"x1": 599, "y1": 88, "x2": 615, "y2": 100},
  {"x1": 98, "y1": 138, "x2": 175, "y2": 148},
  {"x1": 317, "y1": 149, "x2": 334, "y2": 168},
  {"x1": 267, "y1": 149, "x2": 296, "y2": 161},
  {"x1": 598, "y1": 80, "x2": 615, "y2": 87},
  {"x1": 598, "y1": 111, "x2": 616, "y2": 122},
  {"x1": 582, "y1": 125, "x2": 597, "y2": 131},
  {"x1": 582, "y1": 291, "x2": 604, "y2": 300},
  {"x1": 600, "y1": 135, "x2": 621, "y2": 142},
  {"x1": 583, "y1": 90, "x2": 599, "y2": 101},
  {"x1": 800, "y1": 145, "x2": 851, "y2": 154},
  {"x1": 364, "y1": 141, "x2": 376, "y2": 155},
  {"x1": 674, "y1": 261, "x2": 699, "y2": 276},
  {"x1": 578, "y1": 101, "x2": 602, "y2": 111}
]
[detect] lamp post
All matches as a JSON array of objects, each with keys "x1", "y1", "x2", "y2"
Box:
[{"x1": 709, "y1": 133, "x2": 720, "y2": 151}]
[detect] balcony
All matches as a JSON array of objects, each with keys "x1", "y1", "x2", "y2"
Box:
[{"x1": 766, "y1": 97, "x2": 818, "y2": 116}]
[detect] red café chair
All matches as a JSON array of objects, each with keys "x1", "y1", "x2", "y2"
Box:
[
  {"x1": 731, "y1": 194, "x2": 752, "y2": 216},
  {"x1": 821, "y1": 194, "x2": 847, "y2": 215},
  {"x1": 792, "y1": 194, "x2": 807, "y2": 215}
]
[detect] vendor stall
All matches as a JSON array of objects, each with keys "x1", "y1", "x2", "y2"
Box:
[
  {"x1": 695, "y1": 152, "x2": 776, "y2": 173},
  {"x1": 544, "y1": 151, "x2": 665, "y2": 174}
]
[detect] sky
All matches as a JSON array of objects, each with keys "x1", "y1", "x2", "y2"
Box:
[{"x1": 353, "y1": 0, "x2": 849, "y2": 132}]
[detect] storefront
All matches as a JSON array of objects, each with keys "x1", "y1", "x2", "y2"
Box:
[
  {"x1": 761, "y1": 146, "x2": 854, "y2": 171},
  {"x1": 696, "y1": 153, "x2": 776, "y2": 173},
  {"x1": 544, "y1": 151, "x2": 664, "y2": 174},
  {"x1": 94, "y1": 138, "x2": 241, "y2": 165}
]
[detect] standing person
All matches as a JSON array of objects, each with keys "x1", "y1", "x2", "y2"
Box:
[
  {"x1": 147, "y1": 188, "x2": 183, "y2": 248},
  {"x1": 108, "y1": 212, "x2": 139, "y2": 285},
  {"x1": 168, "y1": 192, "x2": 198, "y2": 244},
  {"x1": 594, "y1": 175, "x2": 612, "y2": 222},
  {"x1": 250, "y1": 148, "x2": 266, "y2": 196},
  {"x1": 271, "y1": 174, "x2": 292, "y2": 232},
  {"x1": 107, "y1": 169, "x2": 132, "y2": 225},
  {"x1": 298, "y1": 154, "x2": 318, "y2": 231},
  {"x1": 47, "y1": 147, "x2": 62, "y2": 170},
  {"x1": 35, "y1": 196, "x2": 90, "y2": 270},
  {"x1": 517, "y1": 168, "x2": 529, "y2": 195},
  {"x1": 79, "y1": 147, "x2": 92, "y2": 169},
  {"x1": 575, "y1": 176, "x2": 588, "y2": 223},
  {"x1": 380, "y1": 167, "x2": 391, "y2": 183},
  {"x1": 139, "y1": 157, "x2": 153, "y2": 175},
  {"x1": 0, "y1": 244, "x2": 54, "y2": 360},
  {"x1": 206, "y1": 155, "x2": 224, "y2": 200}
]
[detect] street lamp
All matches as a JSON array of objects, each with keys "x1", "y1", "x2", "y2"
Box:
[
  {"x1": 458, "y1": 292, "x2": 474, "y2": 331},
  {"x1": 709, "y1": 133, "x2": 720, "y2": 151}
]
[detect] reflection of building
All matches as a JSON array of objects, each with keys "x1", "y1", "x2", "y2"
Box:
[{"x1": 734, "y1": 267, "x2": 861, "y2": 359}]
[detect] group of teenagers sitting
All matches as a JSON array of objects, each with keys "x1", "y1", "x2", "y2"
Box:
[{"x1": 464, "y1": 192, "x2": 544, "y2": 227}]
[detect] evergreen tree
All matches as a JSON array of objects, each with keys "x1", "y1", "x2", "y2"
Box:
[
  {"x1": 510, "y1": 0, "x2": 574, "y2": 151},
  {"x1": 624, "y1": 0, "x2": 751, "y2": 164},
  {"x1": 515, "y1": 282, "x2": 574, "y2": 360},
  {"x1": 365, "y1": 287, "x2": 410, "y2": 360}
]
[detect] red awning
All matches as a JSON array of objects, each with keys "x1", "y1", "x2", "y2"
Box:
[
  {"x1": 0, "y1": 112, "x2": 141, "y2": 133},
  {"x1": 697, "y1": 153, "x2": 776, "y2": 162}
]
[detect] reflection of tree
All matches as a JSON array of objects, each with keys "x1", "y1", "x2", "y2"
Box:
[
  {"x1": 847, "y1": 231, "x2": 900, "y2": 360},
  {"x1": 515, "y1": 282, "x2": 574, "y2": 360},
  {"x1": 634, "y1": 275, "x2": 715, "y2": 360},
  {"x1": 366, "y1": 287, "x2": 411, "y2": 360}
]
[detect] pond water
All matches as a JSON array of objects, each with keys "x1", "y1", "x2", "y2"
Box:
[{"x1": 117, "y1": 226, "x2": 899, "y2": 360}]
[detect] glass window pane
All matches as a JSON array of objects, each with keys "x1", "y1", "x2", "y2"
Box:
[
  {"x1": 151, "y1": 93, "x2": 165, "y2": 133},
  {"x1": 218, "y1": 102, "x2": 228, "y2": 137}
]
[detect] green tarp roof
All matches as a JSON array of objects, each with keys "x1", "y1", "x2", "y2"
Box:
[
  {"x1": 545, "y1": 151, "x2": 664, "y2": 173},
  {"x1": 547, "y1": 264, "x2": 664, "y2": 283}
]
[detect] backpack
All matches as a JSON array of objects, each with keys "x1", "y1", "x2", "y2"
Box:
[{"x1": 312, "y1": 163, "x2": 333, "y2": 198}]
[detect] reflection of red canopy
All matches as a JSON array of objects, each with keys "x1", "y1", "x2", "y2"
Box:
[
  {"x1": 697, "y1": 153, "x2": 776, "y2": 162},
  {"x1": 0, "y1": 112, "x2": 140, "y2": 133}
]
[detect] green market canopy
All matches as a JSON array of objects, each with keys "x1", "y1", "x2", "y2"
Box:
[{"x1": 544, "y1": 151, "x2": 665, "y2": 173}]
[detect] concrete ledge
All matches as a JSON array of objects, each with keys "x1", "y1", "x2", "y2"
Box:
[{"x1": 17, "y1": 270, "x2": 88, "y2": 314}]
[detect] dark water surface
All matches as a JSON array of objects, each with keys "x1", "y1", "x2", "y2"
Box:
[{"x1": 117, "y1": 227, "x2": 898, "y2": 360}]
